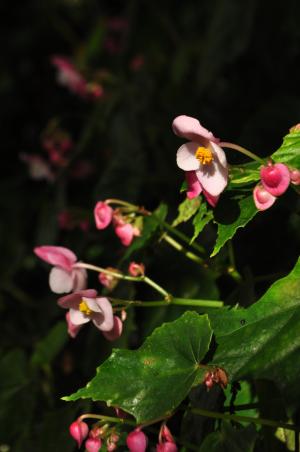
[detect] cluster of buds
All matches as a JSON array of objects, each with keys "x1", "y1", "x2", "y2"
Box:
[
  {"x1": 69, "y1": 419, "x2": 120, "y2": 451},
  {"x1": 253, "y1": 161, "x2": 300, "y2": 211},
  {"x1": 203, "y1": 367, "x2": 228, "y2": 391},
  {"x1": 94, "y1": 201, "x2": 142, "y2": 246}
]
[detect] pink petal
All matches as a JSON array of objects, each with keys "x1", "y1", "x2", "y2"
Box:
[
  {"x1": 172, "y1": 115, "x2": 219, "y2": 143},
  {"x1": 176, "y1": 142, "x2": 200, "y2": 171},
  {"x1": 210, "y1": 142, "x2": 227, "y2": 168},
  {"x1": 260, "y1": 163, "x2": 290, "y2": 196},
  {"x1": 202, "y1": 189, "x2": 219, "y2": 207},
  {"x1": 72, "y1": 267, "x2": 87, "y2": 291},
  {"x1": 49, "y1": 267, "x2": 74, "y2": 294},
  {"x1": 196, "y1": 160, "x2": 228, "y2": 197},
  {"x1": 69, "y1": 308, "x2": 90, "y2": 325},
  {"x1": 34, "y1": 245, "x2": 77, "y2": 271},
  {"x1": 253, "y1": 184, "x2": 277, "y2": 211},
  {"x1": 58, "y1": 289, "x2": 98, "y2": 308},
  {"x1": 185, "y1": 171, "x2": 202, "y2": 199},
  {"x1": 102, "y1": 316, "x2": 123, "y2": 341},
  {"x1": 94, "y1": 201, "x2": 113, "y2": 230},
  {"x1": 115, "y1": 223, "x2": 134, "y2": 246},
  {"x1": 92, "y1": 297, "x2": 114, "y2": 331},
  {"x1": 66, "y1": 312, "x2": 82, "y2": 338},
  {"x1": 290, "y1": 168, "x2": 300, "y2": 185}
]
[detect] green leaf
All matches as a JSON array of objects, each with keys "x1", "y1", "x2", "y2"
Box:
[
  {"x1": 191, "y1": 203, "x2": 214, "y2": 243},
  {"x1": 228, "y1": 162, "x2": 260, "y2": 188},
  {"x1": 31, "y1": 321, "x2": 68, "y2": 368},
  {"x1": 271, "y1": 128, "x2": 300, "y2": 169},
  {"x1": 172, "y1": 198, "x2": 200, "y2": 227},
  {"x1": 123, "y1": 203, "x2": 168, "y2": 260},
  {"x1": 210, "y1": 258, "x2": 300, "y2": 401},
  {"x1": 211, "y1": 195, "x2": 258, "y2": 257},
  {"x1": 199, "y1": 422, "x2": 257, "y2": 452},
  {"x1": 63, "y1": 312, "x2": 212, "y2": 423}
]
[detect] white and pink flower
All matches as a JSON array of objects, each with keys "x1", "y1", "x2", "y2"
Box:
[
  {"x1": 173, "y1": 115, "x2": 228, "y2": 206},
  {"x1": 94, "y1": 201, "x2": 113, "y2": 229},
  {"x1": 51, "y1": 56, "x2": 87, "y2": 97},
  {"x1": 34, "y1": 245, "x2": 87, "y2": 294}
]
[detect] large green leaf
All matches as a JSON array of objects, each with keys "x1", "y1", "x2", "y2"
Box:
[
  {"x1": 271, "y1": 128, "x2": 300, "y2": 169},
  {"x1": 63, "y1": 312, "x2": 212, "y2": 423},
  {"x1": 199, "y1": 422, "x2": 257, "y2": 452},
  {"x1": 210, "y1": 258, "x2": 300, "y2": 400},
  {"x1": 211, "y1": 195, "x2": 258, "y2": 257}
]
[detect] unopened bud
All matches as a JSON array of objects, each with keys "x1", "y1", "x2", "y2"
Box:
[
  {"x1": 69, "y1": 419, "x2": 89, "y2": 448},
  {"x1": 157, "y1": 442, "x2": 178, "y2": 452},
  {"x1": 290, "y1": 168, "x2": 300, "y2": 185},
  {"x1": 85, "y1": 436, "x2": 102, "y2": 452},
  {"x1": 128, "y1": 262, "x2": 145, "y2": 277},
  {"x1": 126, "y1": 429, "x2": 148, "y2": 452}
]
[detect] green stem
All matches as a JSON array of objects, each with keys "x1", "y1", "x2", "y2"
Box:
[
  {"x1": 160, "y1": 219, "x2": 205, "y2": 255},
  {"x1": 162, "y1": 234, "x2": 204, "y2": 265},
  {"x1": 110, "y1": 297, "x2": 223, "y2": 309},
  {"x1": 227, "y1": 242, "x2": 242, "y2": 282},
  {"x1": 74, "y1": 262, "x2": 170, "y2": 299},
  {"x1": 105, "y1": 199, "x2": 138, "y2": 209},
  {"x1": 219, "y1": 142, "x2": 265, "y2": 164},
  {"x1": 190, "y1": 408, "x2": 300, "y2": 432}
]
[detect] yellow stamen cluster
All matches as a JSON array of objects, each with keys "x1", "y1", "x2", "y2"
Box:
[
  {"x1": 79, "y1": 300, "x2": 92, "y2": 316},
  {"x1": 195, "y1": 146, "x2": 214, "y2": 165}
]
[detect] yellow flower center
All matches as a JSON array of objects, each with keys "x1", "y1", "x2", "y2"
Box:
[
  {"x1": 195, "y1": 146, "x2": 214, "y2": 165},
  {"x1": 79, "y1": 300, "x2": 92, "y2": 316}
]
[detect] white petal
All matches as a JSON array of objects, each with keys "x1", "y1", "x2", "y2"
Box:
[
  {"x1": 92, "y1": 298, "x2": 114, "y2": 332},
  {"x1": 196, "y1": 161, "x2": 228, "y2": 197},
  {"x1": 211, "y1": 142, "x2": 227, "y2": 168},
  {"x1": 69, "y1": 308, "x2": 90, "y2": 325},
  {"x1": 176, "y1": 142, "x2": 200, "y2": 171},
  {"x1": 49, "y1": 267, "x2": 73, "y2": 294},
  {"x1": 84, "y1": 297, "x2": 101, "y2": 312},
  {"x1": 72, "y1": 268, "x2": 87, "y2": 291}
]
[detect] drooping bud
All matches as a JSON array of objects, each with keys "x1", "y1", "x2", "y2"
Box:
[
  {"x1": 253, "y1": 184, "x2": 277, "y2": 211},
  {"x1": 260, "y1": 162, "x2": 290, "y2": 196},
  {"x1": 69, "y1": 419, "x2": 89, "y2": 448},
  {"x1": 126, "y1": 429, "x2": 148, "y2": 452},
  {"x1": 94, "y1": 201, "x2": 113, "y2": 230},
  {"x1": 157, "y1": 424, "x2": 178, "y2": 452},
  {"x1": 290, "y1": 168, "x2": 300, "y2": 185},
  {"x1": 128, "y1": 262, "x2": 145, "y2": 277},
  {"x1": 115, "y1": 223, "x2": 135, "y2": 246},
  {"x1": 157, "y1": 442, "x2": 178, "y2": 452},
  {"x1": 85, "y1": 436, "x2": 102, "y2": 452},
  {"x1": 98, "y1": 267, "x2": 121, "y2": 290}
]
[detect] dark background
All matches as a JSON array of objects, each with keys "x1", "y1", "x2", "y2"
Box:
[{"x1": 1, "y1": 0, "x2": 300, "y2": 450}]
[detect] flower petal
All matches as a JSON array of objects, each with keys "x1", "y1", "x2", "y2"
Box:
[
  {"x1": 196, "y1": 160, "x2": 228, "y2": 197},
  {"x1": 69, "y1": 308, "x2": 90, "y2": 325},
  {"x1": 58, "y1": 289, "x2": 98, "y2": 308},
  {"x1": 49, "y1": 267, "x2": 73, "y2": 294},
  {"x1": 102, "y1": 316, "x2": 123, "y2": 341},
  {"x1": 185, "y1": 171, "x2": 202, "y2": 199},
  {"x1": 211, "y1": 142, "x2": 227, "y2": 168},
  {"x1": 72, "y1": 267, "x2": 87, "y2": 291},
  {"x1": 172, "y1": 115, "x2": 219, "y2": 143},
  {"x1": 260, "y1": 163, "x2": 290, "y2": 196},
  {"x1": 176, "y1": 142, "x2": 200, "y2": 171},
  {"x1": 66, "y1": 311, "x2": 82, "y2": 338},
  {"x1": 92, "y1": 297, "x2": 114, "y2": 331},
  {"x1": 202, "y1": 189, "x2": 219, "y2": 207},
  {"x1": 253, "y1": 184, "x2": 276, "y2": 211},
  {"x1": 34, "y1": 245, "x2": 77, "y2": 271}
]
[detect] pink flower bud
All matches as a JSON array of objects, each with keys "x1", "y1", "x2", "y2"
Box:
[
  {"x1": 260, "y1": 162, "x2": 290, "y2": 196},
  {"x1": 69, "y1": 419, "x2": 89, "y2": 448},
  {"x1": 94, "y1": 202, "x2": 113, "y2": 230},
  {"x1": 107, "y1": 441, "x2": 117, "y2": 451},
  {"x1": 253, "y1": 184, "x2": 277, "y2": 211},
  {"x1": 160, "y1": 425, "x2": 175, "y2": 444},
  {"x1": 126, "y1": 429, "x2": 148, "y2": 452},
  {"x1": 128, "y1": 262, "x2": 145, "y2": 277},
  {"x1": 85, "y1": 436, "x2": 102, "y2": 452},
  {"x1": 290, "y1": 168, "x2": 300, "y2": 185},
  {"x1": 98, "y1": 267, "x2": 121, "y2": 291},
  {"x1": 115, "y1": 223, "x2": 135, "y2": 246},
  {"x1": 157, "y1": 442, "x2": 178, "y2": 452}
]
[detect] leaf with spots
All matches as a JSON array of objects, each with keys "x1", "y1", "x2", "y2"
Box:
[
  {"x1": 209, "y1": 257, "x2": 300, "y2": 402},
  {"x1": 63, "y1": 312, "x2": 212, "y2": 423}
]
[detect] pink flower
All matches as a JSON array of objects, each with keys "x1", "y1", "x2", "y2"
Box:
[
  {"x1": 128, "y1": 262, "x2": 145, "y2": 277},
  {"x1": 58, "y1": 290, "x2": 114, "y2": 333},
  {"x1": 114, "y1": 223, "x2": 140, "y2": 246},
  {"x1": 157, "y1": 424, "x2": 177, "y2": 452},
  {"x1": 185, "y1": 171, "x2": 219, "y2": 207},
  {"x1": 85, "y1": 437, "x2": 102, "y2": 452},
  {"x1": 253, "y1": 184, "x2": 277, "y2": 211},
  {"x1": 173, "y1": 115, "x2": 228, "y2": 200},
  {"x1": 51, "y1": 56, "x2": 87, "y2": 97},
  {"x1": 94, "y1": 202, "x2": 113, "y2": 230},
  {"x1": 69, "y1": 419, "x2": 89, "y2": 448},
  {"x1": 290, "y1": 168, "x2": 300, "y2": 185},
  {"x1": 157, "y1": 443, "x2": 178, "y2": 452},
  {"x1": 34, "y1": 245, "x2": 87, "y2": 294},
  {"x1": 98, "y1": 267, "x2": 121, "y2": 291},
  {"x1": 260, "y1": 162, "x2": 290, "y2": 196},
  {"x1": 102, "y1": 316, "x2": 123, "y2": 341},
  {"x1": 66, "y1": 311, "x2": 82, "y2": 338},
  {"x1": 126, "y1": 429, "x2": 148, "y2": 452}
]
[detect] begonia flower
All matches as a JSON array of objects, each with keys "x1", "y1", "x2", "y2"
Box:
[
  {"x1": 260, "y1": 162, "x2": 290, "y2": 196},
  {"x1": 102, "y1": 316, "x2": 123, "y2": 341},
  {"x1": 157, "y1": 425, "x2": 178, "y2": 452},
  {"x1": 66, "y1": 311, "x2": 82, "y2": 338},
  {"x1": 173, "y1": 115, "x2": 228, "y2": 202},
  {"x1": 126, "y1": 429, "x2": 148, "y2": 452},
  {"x1": 20, "y1": 153, "x2": 54, "y2": 182},
  {"x1": 58, "y1": 289, "x2": 114, "y2": 333},
  {"x1": 69, "y1": 419, "x2": 89, "y2": 448},
  {"x1": 34, "y1": 245, "x2": 87, "y2": 294},
  {"x1": 128, "y1": 262, "x2": 145, "y2": 277},
  {"x1": 253, "y1": 184, "x2": 276, "y2": 211},
  {"x1": 94, "y1": 201, "x2": 113, "y2": 230},
  {"x1": 51, "y1": 56, "x2": 87, "y2": 97}
]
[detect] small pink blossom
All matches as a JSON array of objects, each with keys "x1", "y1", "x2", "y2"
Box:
[
  {"x1": 126, "y1": 429, "x2": 148, "y2": 452},
  {"x1": 260, "y1": 162, "x2": 290, "y2": 196},
  {"x1": 85, "y1": 436, "x2": 102, "y2": 452},
  {"x1": 173, "y1": 115, "x2": 228, "y2": 202},
  {"x1": 253, "y1": 184, "x2": 277, "y2": 211},
  {"x1": 20, "y1": 153, "x2": 54, "y2": 182},
  {"x1": 157, "y1": 425, "x2": 177, "y2": 452},
  {"x1": 34, "y1": 245, "x2": 87, "y2": 294},
  {"x1": 114, "y1": 223, "x2": 140, "y2": 246},
  {"x1": 99, "y1": 267, "x2": 121, "y2": 291},
  {"x1": 58, "y1": 290, "x2": 114, "y2": 333},
  {"x1": 51, "y1": 56, "x2": 87, "y2": 97},
  {"x1": 94, "y1": 202, "x2": 113, "y2": 230},
  {"x1": 102, "y1": 316, "x2": 123, "y2": 341},
  {"x1": 69, "y1": 419, "x2": 89, "y2": 448},
  {"x1": 185, "y1": 171, "x2": 219, "y2": 207},
  {"x1": 290, "y1": 168, "x2": 300, "y2": 185},
  {"x1": 128, "y1": 262, "x2": 145, "y2": 277}
]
